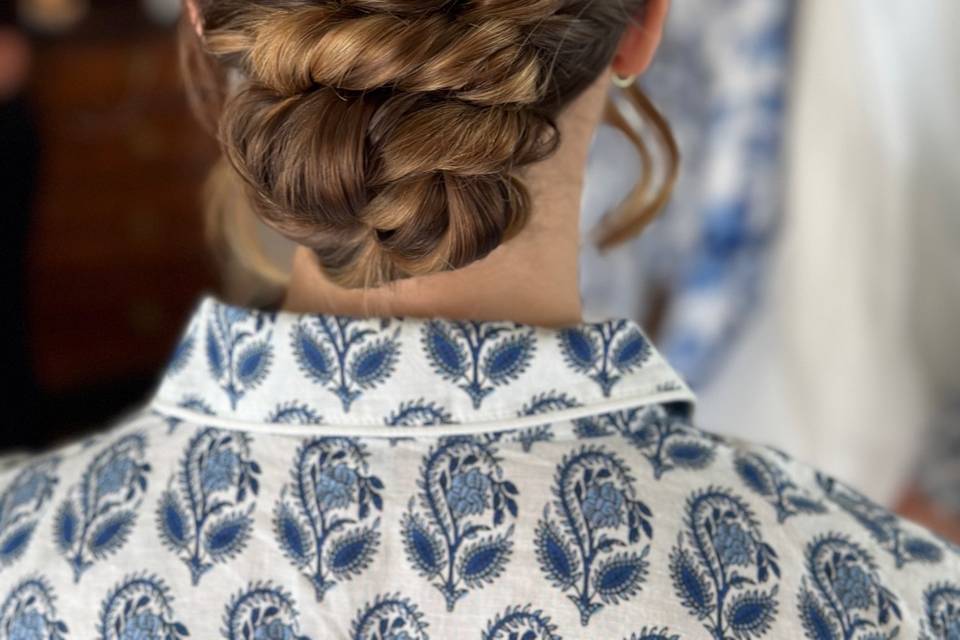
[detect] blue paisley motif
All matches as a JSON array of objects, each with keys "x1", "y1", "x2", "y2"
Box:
[
  {"x1": 734, "y1": 452, "x2": 826, "y2": 523},
  {"x1": 816, "y1": 473, "x2": 944, "y2": 568},
  {"x1": 669, "y1": 488, "x2": 780, "y2": 639},
  {"x1": 482, "y1": 606, "x2": 559, "y2": 640},
  {"x1": 0, "y1": 457, "x2": 59, "y2": 569},
  {"x1": 422, "y1": 320, "x2": 535, "y2": 409},
  {"x1": 273, "y1": 437, "x2": 384, "y2": 601},
  {"x1": 559, "y1": 321, "x2": 651, "y2": 397},
  {"x1": 351, "y1": 595, "x2": 428, "y2": 640},
  {"x1": 222, "y1": 583, "x2": 311, "y2": 640},
  {"x1": 291, "y1": 317, "x2": 400, "y2": 412},
  {"x1": 54, "y1": 433, "x2": 151, "y2": 582},
  {"x1": 156, "y1": 428, "x2": 260, "y2": 584},
  {"x1": 0, "y1": 577, "x2": 68, "y2": 640},
  {"x1": 535, "y1": 446, "x2": 653, "y2": 626},
  {"x1": 401, "y1": 437, "x2": 518, "y2": 611},
  {"x1": 97, "y1": 574, "x2": 189, "y2": 640},
  {"x1": 921, "y1": 583, "x2": 960, "y2": 640},
  {"x1": 511, "y1": 392, "x2": 581, "y2": 452},
  {"x1": 574, "y1": 404, "x2": 715, "y2": 479},
  {"x1": 206, "y1": 304, "x2": 275, "y2": 409},
  {"x1": 797, "y1": 534, "x2": 901, "y2": 640}
]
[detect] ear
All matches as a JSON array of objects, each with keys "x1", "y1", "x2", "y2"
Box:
[
  {"x1": 612, "y1": 0, "x2": 670, "y2": 77},
  {"x1": 185, "y1": 0, "x2": 203, "y2": 38}
]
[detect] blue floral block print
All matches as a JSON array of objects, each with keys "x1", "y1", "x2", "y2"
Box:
[
  {"x1": 97, "y1": 574, "x2": 189, "y2": 640},
  {"x1": 482, "y1": 606, "x2": 560, "y2": 640},
  {"x1": 0, "y1": 457, "x2": 59, "y2": 569},
  {"x1": 627, "y1": 629, "x2": 681, "y2": 640},
  {"x1": 222, "y1": 583, "x2": 311, "y2": 640},
  {"x1": 402, "y1": 436, "x2": 518, "y2": 611},
  {"x1": 536, "y1": 446, "x2": 653, "y2": 626},
  {"x1": 54, "y1": 433, "x2": 151, "y2": 582},
  {"x1": 292, "y1": 317, "x2": 400, "y2": 413},
  {"x1": 351, "y1": 595, "x2": 429, "y2": 640},
  {"x1": 797, "y1": 534, "x2": 902, "y2": 640},
  {"x1": 921, "y1": 582, "x2": 960, "y2": 640},
  {"x1": 0, "y1": 577, "x2": 68, "y2": 640},
  {"x1": 816, "y1": 473, "x2": 944, "y2": 569},
  {"x1": 206, "y1": 304, "x2": 276, "y2": 409},
  {"x1": 574, "y1": 404, "x2": 715, "y2": 479},
  {"x1": 511, "y1": 392, "x2": 581, "y2": 452},
  {"x1": 734, "y1": 452, "x2": 826, "y2": 523},
  {"x1": 422, "y1": 320, "x2": 535, "y2": 409},
  {"x1": 157, "y1": 428, "x2": 261, "y2": 584},
  {"x1": 274, "y1": 437, "x2": 384, "y2": 601},
  {"x1": 559, "y1": 320, "x2": 651, "y2": 397},
  {"x1": 669, "y1": 488, "x2": 781, "y2": 639}
]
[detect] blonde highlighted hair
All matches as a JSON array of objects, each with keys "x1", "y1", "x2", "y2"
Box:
[{"x1": 179, "y1": 0, "x2": 678, "y2": 295}]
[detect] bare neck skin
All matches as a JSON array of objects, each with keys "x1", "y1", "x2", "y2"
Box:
[{"x1": 281, "y1": 69, "x2": 612, "y2": 327}]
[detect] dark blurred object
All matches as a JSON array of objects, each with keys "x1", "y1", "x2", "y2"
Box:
[
  {"x1": 5, "y1": 1, "x2": 217, "y2": 449},
  {"x1": 0, "y1": 24, "x2": 41, "y2": 450}
]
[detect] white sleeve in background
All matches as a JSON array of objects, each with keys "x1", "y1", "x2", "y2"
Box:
[{"x1": 700, "y1": 0, "x2": 960, "y2": 507}]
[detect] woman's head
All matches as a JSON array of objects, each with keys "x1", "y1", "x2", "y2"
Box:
[{"x1": 183, "y1": 0, "x2": 668, "y2": 290}]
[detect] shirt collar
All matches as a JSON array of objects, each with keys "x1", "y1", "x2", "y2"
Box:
[{"x1": 150, "y1": 296, "x2": 696, "y2": 437}]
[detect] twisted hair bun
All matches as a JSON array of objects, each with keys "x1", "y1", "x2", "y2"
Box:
[{"x1": 204, "y1": 0, "x2": 566, "y2": 287}]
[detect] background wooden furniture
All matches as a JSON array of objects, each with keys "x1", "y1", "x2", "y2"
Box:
[{"x1": 20, "y1": 2, "x2": 216, "y2": 445}]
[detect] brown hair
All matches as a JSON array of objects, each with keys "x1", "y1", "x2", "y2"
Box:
[{"x1": 180, "y1": 0, "x2": 677, "y2": 290}]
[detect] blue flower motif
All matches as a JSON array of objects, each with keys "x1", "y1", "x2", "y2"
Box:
[
  {"x1": 0, "y1": 458, "x2": 59, "y2": 569},
  {"x1": 292, "y1": 318, "x2": 399, "y2": 412},
  {"x1": 156, "y1": 429, "x2": 260, "y2": 585},
  {"x1": 402, "y1": 438, "x2": 517, "y2": 611},
  {"x1": 713, "y1": 521, "x2": 754, "y2": 567},
  {"x1": 833, "y1": 563, "x2": 873, "y2": 612},
  {"x1": 201, "y1": 449, "x2": 240, "y2": 492},
  {"x1": 9, "y1": 610, "x2": 46, "y2": 640},
  {"x1": 254, "y1": 619, "x2": 296, "y2": 640},
  {"x1": 574, "y1": 405, "x2": 715, "y2": 479},
  {"x1": 536, "y1": 447, "x2": 653, "y2": 625},
  {"x1": 921, "y1": 582, "x2": 960, "y2": 640},
  {"x1": 670, "y1": 489, "x2": 780, "y2": 638},
  {"x1": 559, "y1": 321, "x2": 650, "y2": 396},
  {"x1": 422, "y1": 320, "x2": 535, "y2": 409},
  {"x1": 448, "y1": 469, "x2": 492, "y2": 518},
  {"x1": 0, "y1": 579, "x2": 67, "y2": 640},
  {"x1": 274, "y1": 438, "x2": 383, "y2": 602},
  {"x1": 95, "y1": 457, "x2": 136, "y2": 499},
  {"x1": 98, "y1": 575, "x2": 189, "y2": 640},
  {"x1": 56, "y1": 434, "x2": 150, "y2": 582},
  {"x1": 223, "y1": 583, "x2": 310, "y2": 640},
  {"x1": 120, "y1": 612, "x2": 163, "y2": 640},
  {"x1": 206, "y1": 304, "x2": 276, "y2": 409},
  {"x1": 316, "y1": 463, "x2": 359, "y2": 510},
  {"x1": 798, "y1": 535, "x2": 900, "y2": 640},
  {"x1": 582, "y1": 482, "x2": 625, "y2": 529},
  {"x1": 817, "y1": 472, "x2": 943, "y2": 568},
  {"x1": 350, "y1": 595, "x2": 428, "y2": 640}
]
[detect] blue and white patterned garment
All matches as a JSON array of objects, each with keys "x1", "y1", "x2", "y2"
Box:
[{"x1": 0, "y1": 296, "x2": 957, "y2": 639}]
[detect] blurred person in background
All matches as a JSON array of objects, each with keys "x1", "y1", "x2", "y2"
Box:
[
  {"x1": 0, "y1": 1, "x2": 956, "y2": 638},
  {"x1": 584, "y1": 0, "x2": 960, "y2": 539}
]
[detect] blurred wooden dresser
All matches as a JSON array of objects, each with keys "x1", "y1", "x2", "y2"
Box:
[{"x1": 26, "y1": 6, "x2": 217, "y2": 396}]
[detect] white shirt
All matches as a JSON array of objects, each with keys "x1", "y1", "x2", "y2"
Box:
[{"x1": 0, "y1": 296, "x2": 956, "y2": 639}]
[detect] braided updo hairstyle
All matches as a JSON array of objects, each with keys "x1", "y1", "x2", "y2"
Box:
[{"x1": 182, "y1": 0, "x2": 657, "y2": 289}]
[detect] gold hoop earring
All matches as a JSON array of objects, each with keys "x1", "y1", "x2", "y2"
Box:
[{"x1": 612, "y1": 72, "x2": 636, "y2": 89}]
